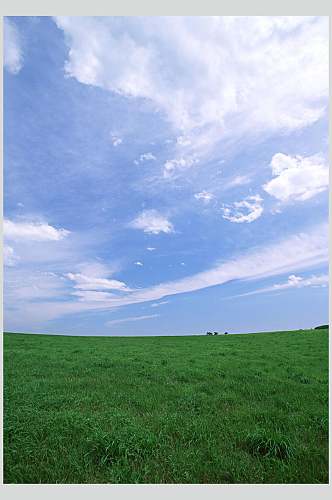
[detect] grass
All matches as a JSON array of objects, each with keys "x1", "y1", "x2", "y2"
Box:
[
  {"x1": 242, "y1": 430, "x2": 294, "y2": 460},
  {"x1": 3, "y1": 328, "x2": 329, "y2": 484}
]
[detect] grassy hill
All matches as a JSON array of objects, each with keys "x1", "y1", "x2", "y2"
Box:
[{"x1": 3, "y1": 328, "x2": 328, "y2": 484}]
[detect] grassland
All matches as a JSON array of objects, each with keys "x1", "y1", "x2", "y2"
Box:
[{"x1": 3, "y1": 329, "x2": 329, "y2": 484}]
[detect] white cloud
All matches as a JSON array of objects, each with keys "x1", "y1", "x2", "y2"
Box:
[
  {"x1": 147, "y1": 247, "x2": 156, "y2": 251},
  {"x1": 224, "y1": 175, "x2": 252, "y2": 189},
  {"x1": 221, "y1": 195, "x2": 263, "y2": 223},
  {"x1": 4, "y1": 18, "x2": 23, "y2": 74},
  {"x1": 134, "y1": 152, "x2": 156, "y2": 165},
  {"x1": 55, "y1": 16, "x2": 328, "y2": 147},
  {"x1": 4, "y1": 219, "x2": 70, "y2": 241},
  {"x1": 66, "y1": 271, "x2": 131, "y2": 291},
  {"x1": 115, "y1": 223, "x2": 327, "y2": 306},
  {"x1": 139, "y1": 152, "x2": 157, "y2": 162},
  {"x1": 233, "y1": 273, "x2": 329, "y2": 298},
  {"x1": 17, "y1": 223, "x2": 327, "y2": 324},
  {"x1": 4, "y1": 269, "x2": 67, "y2": 303},
  {"x1": 130, "y1": 209, "x2": 174, "y2": 234},
  {"x1": 151, "y1": 300, "x2": 169, "y2": 307},
  {"x1": 263, "y1": 153, "x2": 329, "y2": 202},
  {"x1": 72, "y1": 290, "x2": 116, "y2": 302},
  {"x1": 110, "y1": 134, "x2": 122, "y2": 146},
  {"x1": 134, "y1": 261, "x2": 143, "y2": 266},
  {"x1": 194, "y1": 191, "x2": 215, "y2": 203},
  {"x1": 3, "y1": 245, "x2": 19, "y2": 266},
  {"x1": 106, "y1": 314, "x2": 159, "y2": 326},
  {"x1": 163, "y1": 157, "x2": 198, "y2": 178},
  {"x1": 176, "y1": 136, "x2": 191, "y2": 146},
  {"x1": 274, "y1": 274, "x2": 328, "y2": 290}
]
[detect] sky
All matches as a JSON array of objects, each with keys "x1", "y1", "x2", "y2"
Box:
[{"x1": 3, "y1": 16, "x2": 329, "y2": 336}]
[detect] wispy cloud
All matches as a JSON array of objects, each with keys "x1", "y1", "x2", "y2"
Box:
[
  {"x1": 4, "y1": 18, "x2": 23, "y2": 74},
  {"x1": 72, "y1": 290, "x2": 116, "y2": 302},
  {"x1": 119, "y1": 223, "x2": 327, "y2": 306},
  {"x1": 3, "y1": 245, "x2": 19, "y2": 267},
  {"x1": 230, "y1": 273, "x2": 329, "y2": 299},
  {"x1": 223, "y1": 175, "x2": 252, "y2": 190},
  {"x1": 151, "y1": 301, "x2": 169, "y2": 308},
  {"x1": 11, "y1": 223, "x2": 327, "y2": 324},
  {"x1": 106, "y1": 314, "x2": 159, "y2": 326},
  {"x1": 66, "y1": 271, "x2": 131, "y2": 292}
]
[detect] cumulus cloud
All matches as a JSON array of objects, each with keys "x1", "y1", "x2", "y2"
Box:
[
  {"x1": 147, "y1": 247, "x2": 156, "y2": 251},
  {"x1": 55, "y1": 16, "x2": 328, "y2": 145},
  {"x1": 130, "y1": 209, "x2": 174, "y2": 234},
  {"x1": 4, "y1": 219, "x2": 70, "y2": 241},
  {"x1": 4, "y1": 18, "x2": 23, "y2": 74},
  {"x1": 194, "y1": 191, "x2": 215, "y2": 203},
  {"x1": 221, "y1": 195, "x2": 263, "y2": 223},
  {"x1": 134, "y1": 261, "x2": 143, "y2": 266},
  {"x1": 106, "y1": 314, "x2": 159, "y2": 326},
  {"x1": 263, "y1": 153, "x2": 329, "y2": 202},
  {"x1": 233, "y1": 273, "x2": 329, "y2": 298}
]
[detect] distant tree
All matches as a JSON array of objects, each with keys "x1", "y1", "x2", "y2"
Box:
[
  {"x1": 206, "y1": 331, "x2": 213, "y2": 335},
  {"x1": 314, "y1": 324, "x2": 329, "y2": 330},
  {"x1": 214, "y1": 332, "x2": 219, "y2": 335},
  {"x1": 224, "y1": 331, "x2": 228, "y2": 335}
]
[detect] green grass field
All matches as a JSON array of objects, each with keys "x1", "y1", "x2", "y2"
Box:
[{"x1": 3, "y1": 329, "x2": 329, "y2": 484}]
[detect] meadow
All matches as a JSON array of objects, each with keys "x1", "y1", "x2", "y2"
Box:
[{"x1": 3, "y1": 328, "x2": 329, "y2": 484}]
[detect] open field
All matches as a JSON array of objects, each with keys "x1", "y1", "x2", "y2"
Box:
[{"x1": 3, "y1": 329, "x2": 329, "y2": 484}]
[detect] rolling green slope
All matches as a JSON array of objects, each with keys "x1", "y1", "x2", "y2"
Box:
[{"x1": 3, "y1": 329, "x2": 328, "y2": 484}]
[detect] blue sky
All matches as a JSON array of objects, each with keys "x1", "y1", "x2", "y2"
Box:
[{"x1": 3, "y1": 16, "x2": 329, "y2": 335}]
